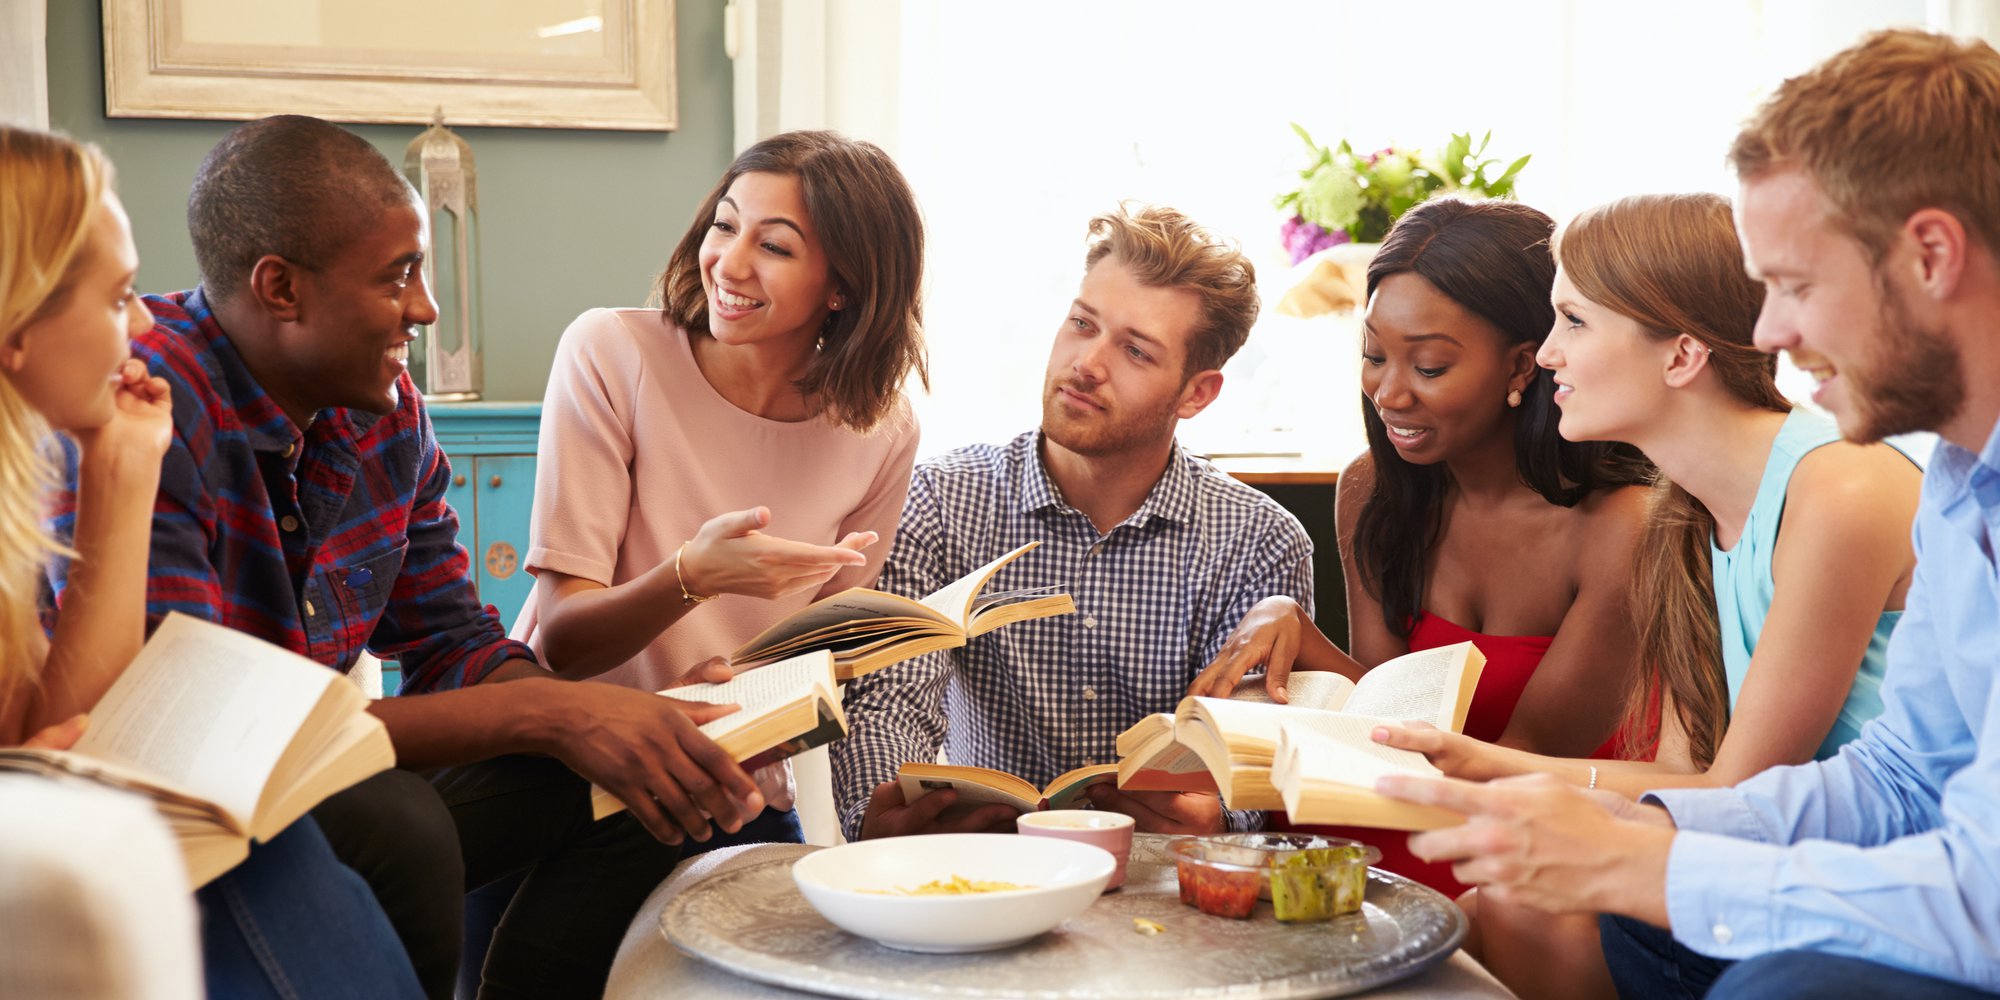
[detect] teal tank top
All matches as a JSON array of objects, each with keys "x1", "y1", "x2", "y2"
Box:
[{"x1": 1710, "y1": 408, "x2": 1900, "y2": 758}]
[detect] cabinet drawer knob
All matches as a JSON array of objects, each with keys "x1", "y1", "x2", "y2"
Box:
[
  {"x1": 489, "y1": 474, "x2": 503, "y2": 488},
  {"x1": 453, "y1": 475, "x2": 467, "y2": 487}
]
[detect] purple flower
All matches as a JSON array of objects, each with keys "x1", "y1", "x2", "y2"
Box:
[{"x1": 1280, "y1": 215, "x2": 1351, "y2": 265}]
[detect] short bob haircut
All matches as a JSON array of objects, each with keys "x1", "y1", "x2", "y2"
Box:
[{"x1": 656, "y1": 130, "x2": 927, "y2": 433}]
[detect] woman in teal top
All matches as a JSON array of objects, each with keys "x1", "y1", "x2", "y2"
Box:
[
  {"x1": 1373, "y1": 194, "x2": 1922, "y2": 1000},
  {"x1": 1714, "y1": 407, "x2": 1900, "y2": 758}
]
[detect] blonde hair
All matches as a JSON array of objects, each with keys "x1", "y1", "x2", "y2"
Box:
[
  {"x1": 1554, "y1": 193, "x2": 1784, "y2": 767},
  {"x1": 1082, "y1": 204, "x2": 1260, "y2": 377},
  {"x1": 1729, "y1": 28, "x2": 2000, "y2": 260},
  {"x1": 0, "y1": 126, "x2": 111, "y2": 715}
]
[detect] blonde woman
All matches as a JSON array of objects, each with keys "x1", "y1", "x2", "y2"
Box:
[
  {"x1": 0, "y1": 127, "x2": 170, "y2": 746},
  {"x1": 1376, "y1": 193, "x2": 1921, "y2": 1000},
  {"x1": 0, "y1": 124, "x2": 424, "y2": 1000}
]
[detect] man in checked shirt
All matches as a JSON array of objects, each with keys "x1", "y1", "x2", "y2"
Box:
[{"x1": 832, "y1": 204, "x2": 1314, "y2": 840}]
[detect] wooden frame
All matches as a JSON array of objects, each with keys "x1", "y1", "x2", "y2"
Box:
[{"x1": 102, "y1": 0, "x2": 677, "y2": 131}]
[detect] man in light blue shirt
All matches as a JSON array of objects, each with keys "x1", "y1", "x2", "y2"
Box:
[{"x1": 1380, "y1": 28, "x2": 2000, "y2": 999}]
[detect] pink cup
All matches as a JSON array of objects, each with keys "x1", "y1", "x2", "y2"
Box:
[{"x1": 1017, "y1": 810, "x2": 1135, "y2": 890}]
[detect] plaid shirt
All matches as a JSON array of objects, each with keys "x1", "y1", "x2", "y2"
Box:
[
  {"x1": 44, "y1": 288, "x2": 532, "y2": 693},
  {"x1": 830, "y1": 431, "x2": 1314, "y2": 839}
]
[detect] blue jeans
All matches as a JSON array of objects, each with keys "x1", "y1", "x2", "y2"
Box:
[
  {"x1": 200, "y1": 818, "x2": 423, "y2": 1000},
  {"x1": 1599, "y1": 914, "x2": 1994, "y2": 1000}
]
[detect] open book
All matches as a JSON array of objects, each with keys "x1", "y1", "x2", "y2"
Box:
[
  {"x1": 731, "y1": 541, "x2": 1075, "y2": 680},
  {"x1": 1269, "y1": 717, "x2": 1463, "y2": 830},
  {"x1": 590, "y1": 650, "x2": 843, "y2": 820},
  {"x1": 1115, "y1": 641, "x2": 1485, "y2": 819},
  {"x1": 897, "y1": 761, "x2": 1117, "y2": 815},
  {"x1": 0, "y1": 613, "x2": 394, "y2": 887}
]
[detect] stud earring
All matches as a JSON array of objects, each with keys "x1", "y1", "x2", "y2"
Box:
[
  {"x1": 828, "y1": 298, "x2": 841, "y2": 311},
  {"x1": 1507, "y1": 388, "x2": 1523, "y2": 408}
]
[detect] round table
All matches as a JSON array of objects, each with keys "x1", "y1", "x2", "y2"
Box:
[{"x1": 604, "y1": 841, "x2": 1519, "y2": 999}]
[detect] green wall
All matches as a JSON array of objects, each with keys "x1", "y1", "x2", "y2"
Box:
[{"x1": 46, "y1": 2, "x2": 735, "y2": 402}]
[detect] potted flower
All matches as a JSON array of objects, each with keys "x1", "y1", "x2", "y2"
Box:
[
  {"x1": 1273, "y1": 129, "x2": 1529, "y2": 316},
  {"x1": 1277, "y1": 127, "x2": 1531, "y2": 261}
]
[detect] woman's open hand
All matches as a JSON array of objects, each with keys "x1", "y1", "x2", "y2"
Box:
[{"x1": 679, "y1": 507, "x2": 875, "y2": 601}]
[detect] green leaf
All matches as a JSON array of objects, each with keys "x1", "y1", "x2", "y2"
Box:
[
  {"x1": 1492, "y1": 153, "x2": 1531, "y2": 188},
  {"x1": 1291, "y1": 122, "x2": 1318, "y2": 154},
  {"x1": 1441, "y1": 133, "x2": 1472, "y2": 183}
]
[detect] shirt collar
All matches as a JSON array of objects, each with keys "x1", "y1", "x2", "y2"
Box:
[
  {"x1": 1925, "y1": 411, "x2": 2000, "y2": 539},
  {"x1": 1012, "y1": 431, "x2": 1199, "y2": 528},
  {"x1": 186, "y1": 287, "x2": 368, "y2": 464}
]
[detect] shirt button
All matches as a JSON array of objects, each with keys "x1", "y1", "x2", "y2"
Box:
[
  {"x1": 280, "y1": 515, "x2": 300, "y2": 532},
  {"x1": 1711, "y1": 923, "x2": 1733, "y2": 946},
  {"x1": 1083, "y1": 615, "x2": 1098, "y2": 629},
  {"x1": 1088, "y1": 543, "x2": 1103, "y2": 557},
  {"x1": 303, "y1": 599, "x2": 317, "y2": 617},
  {"x1": 1082, "y1": 687, "x2": 1097, "y2": 701}
]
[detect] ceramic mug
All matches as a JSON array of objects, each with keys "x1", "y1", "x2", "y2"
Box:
[{"x1": 1017, "y1": 810, "x2": 1136, "y2": 890}]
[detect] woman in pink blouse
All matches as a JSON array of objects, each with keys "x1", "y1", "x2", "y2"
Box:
[{"x1": 516, "y1": 130, "x2": 927, "y2": 839}]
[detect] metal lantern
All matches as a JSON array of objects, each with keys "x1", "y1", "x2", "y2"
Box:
[{"x1": 403, "y1": 109, "x2": 484, "y2": 400}]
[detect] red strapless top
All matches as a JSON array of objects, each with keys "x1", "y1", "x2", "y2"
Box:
[{"x1": 1281, "y1": 611, "x2": 1620, "y2": 899}]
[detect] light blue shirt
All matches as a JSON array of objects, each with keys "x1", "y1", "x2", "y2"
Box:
[
  {"x1": 1712, "y1": 408, "x2": 1896, "y2": 757},
  {"x1": 1650, "y1": 412, "x2": 2000, "y2": 988}
]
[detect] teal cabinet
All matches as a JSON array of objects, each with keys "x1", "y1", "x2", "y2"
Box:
[{"x1": 395, "y1": 402, "x2": 542, "y2": 695}]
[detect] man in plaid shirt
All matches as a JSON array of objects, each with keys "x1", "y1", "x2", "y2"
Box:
[
  {"x1": 45, "y1": 116, "x2": 761, "y2": 1000},
  {"x1": 832, "y1": 205, "x2": 1313, "y2": 841}
]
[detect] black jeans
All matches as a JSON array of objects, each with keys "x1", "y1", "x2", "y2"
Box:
[
  {"x1": 312, "y1": 769, "x2": 464, "y2": 1000},
  {"x1": 433, "y1": 754, "x2": 805, "y2": 1000},
  {"x1": 1599, "y1": 913, "x2": 1995, "y2": 1000},
  {"x1": 455, "y1": 794, "x2": 806, "y2": 999}
]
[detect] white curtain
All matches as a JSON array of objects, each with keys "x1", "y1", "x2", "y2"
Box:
[{"x1": 1, "y1": 0, "x2": 49, "y2": 129}]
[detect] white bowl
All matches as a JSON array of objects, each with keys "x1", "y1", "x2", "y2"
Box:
[{"x1": 791, "y1": 833, "x2": 1114, "y2": 953}]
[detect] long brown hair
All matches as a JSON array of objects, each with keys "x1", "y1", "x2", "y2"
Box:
[
  {"x1": 1355, "y1": 197, "x2": 1652, "y2": 639},
  {"x1": 0, "y1": 127, "x2": 109, "y2": 717},
  {"x1": 1554, "y1": 193, "x2": 1785, "y2": 767},
  {"x1": 657, "y1": 130, "x2": 927, "y2": 432}
]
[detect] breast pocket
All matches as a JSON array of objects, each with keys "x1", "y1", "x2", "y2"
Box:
[{"x1": 331, "y1": 542, "x2": 409, "y2": 639}]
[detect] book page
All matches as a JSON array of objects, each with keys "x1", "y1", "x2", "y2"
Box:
[
  {"x1": 916, "y1": 541, "x2": 1039, "y2": 625},
  {"x1": 666, "y1": 652, "x2": 833, "y2": 740},
  {"x1": 1228, "y1": 671, "x2": 1355, "y2": 711},
  {"x1": 732, "y1": 594, "x2": 942, "y2": 661},
  {"x1": 1342, "y1": 644, "x2": 1463, "y2": 728},
  {"x1": 1278, "y1": 714, "x2": 1440, "y2": 787},
  {"x1": 72, "y1": 614, "x2": 335, "y2": 826},
  {"x1": 898, "y1": 763, "x2": 1038, "y2": 812},
  {"x1": 1185, "y1": 698, "x2": 1345, "y2": 755}
]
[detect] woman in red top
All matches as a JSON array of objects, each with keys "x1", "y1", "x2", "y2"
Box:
[{"x1": 1189, "y1": 197, "x2": 1653, "y2": 896}]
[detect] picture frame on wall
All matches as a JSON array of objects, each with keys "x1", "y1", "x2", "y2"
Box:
[{"x1": 101, "y1": 0, "x2": 677, "y2": 131}]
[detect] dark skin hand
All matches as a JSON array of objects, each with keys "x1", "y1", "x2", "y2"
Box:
[
  {"x1": 857, "y1": 780, "x2": 1018, "y2": 839},
  {"x1": 1086, "y1": 785, "x2": 1225, "y2": 835}
]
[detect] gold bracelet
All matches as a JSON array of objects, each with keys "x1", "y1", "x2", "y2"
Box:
[{"x1": 675, "y1": 541, "x2": 716, "y2": 604}]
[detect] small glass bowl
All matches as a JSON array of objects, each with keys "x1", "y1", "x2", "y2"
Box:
[
  {"x1": 1168, "y1": 837, "x2": 1267, "y2": 918},
  {"x1": 1173, "y1": 834, "x2": 1380, "y2": 922}
]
